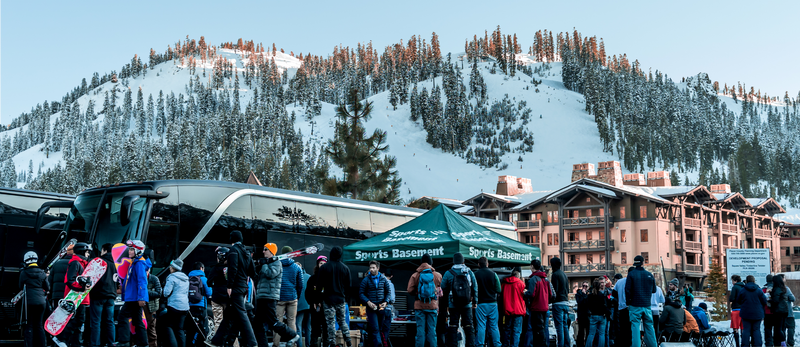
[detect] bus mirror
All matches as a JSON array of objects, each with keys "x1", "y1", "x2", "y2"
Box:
[
  {"x1": 35, "y1": 200, "x2": 74, "y2": 234},
  {"x1": 120, "y1": 195, "x2": 140, "y2": 226}
]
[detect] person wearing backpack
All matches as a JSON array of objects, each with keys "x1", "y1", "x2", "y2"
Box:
[
  {"x1": 474, "y1": 256, "x2": 501, "y2": 347},
  {"x1": 769, "y1": 274, "x2": 793, "y2": 347},
  {"x1": 407, "y1": 253, "x2": 442, "y2": 347},
  {"x1": 440, "y1": 252, "x2": 478, "y2": 347},
  {"x1": 523, "y1": 259, "x2": 553, "y2": 347},
  {"x1": 359, "y1": 261, "x2": 391, "y2": 347},
  {"x1": 186, "y1": 262, "x2": 212, "y2": 347}
]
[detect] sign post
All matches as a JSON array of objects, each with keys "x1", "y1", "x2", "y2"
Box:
[{"x1": 726, "y1": 248, "x2": 771, "y2": 290}]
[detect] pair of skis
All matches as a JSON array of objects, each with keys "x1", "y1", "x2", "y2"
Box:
[{"x1": 262, "y1": 242, "x2": 324, "y2": 263}]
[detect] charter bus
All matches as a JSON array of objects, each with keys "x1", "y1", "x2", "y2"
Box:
[
  {"x1": 39, "y1": 180, "x2": 515, "y2": 277},
  {"x1": 0, "y1": 187, "x2": 74, "y2": 340}
]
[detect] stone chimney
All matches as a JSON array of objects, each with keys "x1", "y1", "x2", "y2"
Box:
[
  {"x1": 497, "y1": 176, "x2": 533, "y2": 196},
  {"x1": 710, "y1": 184, "x2": 731, "y2": 194},
  {"x1": 623, "y1": 173, "x2": 646, "y2": 186},
  {"x1": 597, "y1": 161, "x2": 623, "y2": 187},
  {"x1": 571, "y1": 163, "x2": 596, "y2": 182},
  {"x1": 646, "y1": 171, "x2": 671, "y2": 187}
]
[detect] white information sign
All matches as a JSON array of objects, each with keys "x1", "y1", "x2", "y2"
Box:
[{"x1": 726, "y1": 248, "x2": 771, "y2": 290}]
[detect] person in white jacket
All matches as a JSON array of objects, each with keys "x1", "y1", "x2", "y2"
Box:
[
  {"x1": 651, "y1": 286, "x2": 666, "y2": 335},
  {"x1": 161, "y1": 259, "x2": 190, "y2": 347}
]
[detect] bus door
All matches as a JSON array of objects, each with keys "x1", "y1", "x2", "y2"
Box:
[{"x1": 145, "y1": 221, "x2": 179, "y2": 276}]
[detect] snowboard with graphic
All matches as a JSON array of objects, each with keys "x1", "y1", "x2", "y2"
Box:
[{"x1": 44, "y1": 257, "x2": 107, "y2": 336}]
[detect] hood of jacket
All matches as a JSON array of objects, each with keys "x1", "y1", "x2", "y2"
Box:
[
  {"x1": 667, "y1": 299, "x2": 682, "y2": 308},
  {"x1": 329, "y1": 246, "x2": 343, "y2": 262},
  {"x1": 188, "y1": 269, "x2": 207, "y2": 278},
  {"x1": 532, "y1": 271, "x2": 547, "y2": 279},
  {"x1": 101, "y1": 252, "x2": 114, "y2": 264},
  {"x1": 745, "y1": 282, "x2": 760, "y2": 292},
  {"x1": 281, "y1": 258, "x2": 294, "y2": 266},
  {"x1": 416, "y1": 263, "x2": 435, "y2": 273},
  {"x1": 502, "y1": 275, "x2": 522, "y2": 285},
  {"x1": 170, "y1": 271, "x2": 189, "y2": 282}
]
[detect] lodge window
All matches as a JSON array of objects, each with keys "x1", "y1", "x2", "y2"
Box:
[
  {"x1": 553, "y1": 234, "x2": 559, "y2": 245},
  {"x1": 642, "y1": 252, "x2": 649, "y2": 264},
  {"x1": 621, "y1": 252, "x2": 627, "y2": 264},
  {"x1": 640, "y1": 206, "x2": 647, "y2": 219},
  {"x1": 640, "y1": 229, "x2": 649, "y2": 242},
  {"x1": 600, "y1": 254, "x2": 605, "y2": 264},
  {"x1": 599, "y1": 209, "x2": 604, "y2": 217},
  {"x1": 547, "y1": 234, "x2": 554, "y2": 246},
  {"x1": 569, "y1": 232, "x2": 578, "y2": 241},
  {"x1": 794, "y1": 247, "x2": 800, "y2": 254},
  {"x1": 587, "y1": 254, "x2": 594, "y2": 264},
  {"x1": 787, "y1": 247, "x2": 791, "y2": 256},
  {"x1": 586, "y1": 231, "x2": 592, "y2": 240},
  {"x1": 554, "y1": 211, "x2": 558, "y2": 222},
  {"x1": 548, "y1": 211, "x2": 553, "y2": 223},
  {"x1": 586, "y1": 209, "x2": 592, "y2": 217},
  {"x1": 621, "y1": 230, "x2": 627, "y2": 243},
  {"x1": 620, "y1": 206, "x2": 626, "y2": 219},
  {"x1": 569, "y1": 254, "x2": 577, "y2": 264},
  {"x1": 796, "y1": 265, "x2": 800, "y2": 271},
  {"x1": 600, "y1": 231, "x2": 605, "y2": 239},
  {"x1": 586, "y1": 197, "x2": 591, "y2": 202}
]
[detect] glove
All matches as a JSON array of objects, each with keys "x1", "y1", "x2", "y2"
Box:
[{"x1": 77, "y1": 276, "x2": 93, "y2": 288}]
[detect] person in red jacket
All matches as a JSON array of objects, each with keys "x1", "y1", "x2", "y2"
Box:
[
  {"x1": 501, "y1": 271, "x2": 526, "y2": 347},
  {"x1": 53, "y1": 242, "x2": 92, "y2": 347},
  {"x1": 524, "y1": 259, "x2": 553, "y2": 347}
]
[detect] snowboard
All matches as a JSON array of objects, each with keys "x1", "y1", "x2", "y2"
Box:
[
  {"x1": 111, "y1": 242, "x2": 132, "y2": 279},
  {"x1": 267, "y1": 243, "x2": 324, "y2": 263},
  {"x1": 44, "y1": 257, "x2": 107, "y2": 336},
  {"x1": 46, "y1": 238, "x2": 78, "y2": 270}
]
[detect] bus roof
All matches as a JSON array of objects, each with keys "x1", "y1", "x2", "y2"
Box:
[
  {"x1": 0, "y1": 186, "x2": 75, "y2": 200},
  {"x1": 80, "y1": 179, "x2": 515, "y2": 231}
]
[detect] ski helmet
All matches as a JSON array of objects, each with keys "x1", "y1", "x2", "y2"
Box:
[
  {"x1": 126, "y1": 240, "x2": 145, "y2": 258},
  {"x1": 23, "y1": 251, "x2": 38, "y2": 265},
  {"x1": 216, "y1": 246, "x2": 230, "y2": 261}
]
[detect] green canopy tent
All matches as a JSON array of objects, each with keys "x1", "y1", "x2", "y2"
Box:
[{"x1": 343, "y1": 204, "x2": 541, "y2": 268}]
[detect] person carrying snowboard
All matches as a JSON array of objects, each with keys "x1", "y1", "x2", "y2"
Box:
[
  {"x1": 117, "y1": 240, "x2": 151, "y2": 347},
  {"x1": 20, "y1": 251, "x2": 49, "y2": 347},
  {"x1": 53, "y1": 242, "x2": 92, "y2": 347}
]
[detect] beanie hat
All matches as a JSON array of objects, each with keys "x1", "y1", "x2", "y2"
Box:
[
  {"x1": 230, "y1": 230, "x2": 243, "y2": 243},
  {"x1": 421, "y1": 253, "x2": 432, "y2": 265},
  {"x1": 317, "y1": 255, "x2": 328, "y2": 263},
  {"x1": 281, "y1": 246, "x2": 293, "y2": 254},
  {"x1": 699, "y1": 302, "x2": 708, "y2": 310},
  {"x1": 170, "y1": 259, "x2": 183, "y2": 271},
  {"x1": 614, "y1": 274, "x2": 623, "y2": 280},
  {"x1": 669, "y1": 278, "x2": 679, "y2": 287},
  {"x1": 264, "y1": 243, "x2": 277, "y2": 256},
  {"x1": 453, "y1": 252, "x2": 464, "y2": 265},
  {"x1": 74, "y1": 242, "x2": 90, "y2": 254},
  {"x1": 633, "y1": 255, "x2": 644, "y2": 266},
  {"x1": 531, "y1": 258, "x2": 541, "y2": 270}
]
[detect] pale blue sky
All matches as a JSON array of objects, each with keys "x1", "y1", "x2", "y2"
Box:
[{"x1": 2, "y1": 0, "x2": 799, "y2": 124}]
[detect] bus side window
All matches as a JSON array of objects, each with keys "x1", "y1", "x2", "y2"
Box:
[
  {"x1": 336, "y1": 207, "x2": 372, "y2": 239},
  {"x1": 252, "y1": 197, "x2": 295, "y2": 233},
  {"x1": 178, "y1": 186, "x2": 236, "y2": 245},
  {"x1": 370, "y1": 212, "x2": 407, "y2": 234},
  {"x1": 146, "y1": 222, "x2": 179, "y2": 275},
  {"x1": 294, "y1": 202, "x2": 337, "y2": 236},
  {"x1": 206, "y1": 196, "x2": 252, "y2": 244}
]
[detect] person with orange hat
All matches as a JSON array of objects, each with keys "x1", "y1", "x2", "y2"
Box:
[{"x1": 253, "y1": 243, "x2": 300, "y2": 346}]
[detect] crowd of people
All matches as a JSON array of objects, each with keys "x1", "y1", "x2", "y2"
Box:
[{"x1": 16, "y1": 235, "x2": 800, "y2": 347}]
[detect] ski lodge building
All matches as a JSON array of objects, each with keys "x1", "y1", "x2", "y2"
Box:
[{"x1": 457, "y1": 161, "x2": 787, "y2": 290}]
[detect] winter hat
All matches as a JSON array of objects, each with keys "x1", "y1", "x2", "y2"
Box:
[
  {"x1": 614, "y1": 274, "x2": 623, "y2": 280},
  {"x1": 633, "y1": 255, "x2": 644, "y2": 266},
  {"x1": 24, "y1": 251, "x2": 38, "y2": 265},
  {"x1": 74, "y1": 242, "x2": 91, "y2": 254},
  {"x1": 669, "y1": 278, "x2": 680, "y2": 287},
  {"x1": 230, "y1": 230, "x2": 244, "y2": 243},
  {"x1": 531, "y1": 258, "x2": 542, "y2": 270},
  {"x1": 766, "y1": 274, "x2": 773, "y2": 283},
  {"x1": 699, "y1": 302, "x2": 708, "y2": 310},
  {"x1": 453, "y1": 252, "x2": 464, "y2": 265},
  {"x1": 281, "y1": 246, "x2": 293, "y2": 254},
  {"x1": 264, "y1": 243, "x2": 277, "y2": 256},
  {"x1": 550, "y1": 256, "x2": 562, "y2": 270},
  {"x1": 170, "y1": 258, "x2": 183, "y2": 271},
  {"x1": 421, "y1": 253, "x2": 432, "y2": 265},
  {"x1": 317, "y1": 255, "x2": 328, "y2": 263}
]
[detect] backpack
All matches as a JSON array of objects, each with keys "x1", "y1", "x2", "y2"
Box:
[
  {"x1": 417, "y1": 269, "x2": 437, "y2": 303},
  {"x1": 450, "y1": 269, "x2": 472, "y2": 307},
  {"x1": 188, "y1": 276, "x2": 205, "y2": 304}
]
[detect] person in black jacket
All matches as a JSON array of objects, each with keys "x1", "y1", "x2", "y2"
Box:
[
  {"x1": 305, "y1": 255, "x2": 328, "y2": 347},
  {"x1": 474, "y1": 256, "x2": 502, "y2": 347},
  {"x1": 48, "y1": 244, "x2": 73, "y2": 307},
  {"x1": 207, "y1": 230, "x2": 257, "y2": 347},
  {"x1": 549, "y1": 257, "x2": 569, "y2": 347},
  {"x1": 575, "y1": 282, "x2": 590, "y2": 347},
  {"x1": 317, "y1": 246, "x2": 352, "y2": 347},
  {"x1": 207, "y1": 246, "x2": 229, "y2": 337},
  {"x1": 20, "y1": 251, "x2": 49, "y2": 347},
  {"x1": 89, "y1": 243, "x2": 118, "y2": 347},
  {"x1": 728, "y1": 274, "x2": 744, "y2": 347},
  {"x1": 585, "y1": 277, "x2": 610, "y2": 347},
  {"x1": 54, "y1": 242, "x2": 92, "y2": 347}
]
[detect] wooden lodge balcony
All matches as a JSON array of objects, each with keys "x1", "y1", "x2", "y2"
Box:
[
  {"x1": 562, "y1": 240, "x2": 615, "y2": 252},
  {"x1": 790, "y1": 254, "x2": 800, "y2": 263},
  {"x1": 515, "y1": 220, "x2": 543, "y2": 231},
  {"x1": 680, "y1": 217, "x2": 702, "y2": 230},
  {"x1": 744, "y1": 227, "x2": 773, "y2": 239},
  {"x1": 720, "y1": 223, "x2": 739, "y2": 234},
  {"x1": 675, "y1": 240, "x2": 702, "y2": 253},
  {"x1": 684, "y1": 264, "x2": 704, "y2": 273},
  {"x1": 563, "y1": 263, "x2": 609, "y2": 275},
  {"x1": 562, "y1": 216, "x2": 611, "y2": 228}
]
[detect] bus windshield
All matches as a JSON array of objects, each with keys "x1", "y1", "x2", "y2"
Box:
[{"x1": 64, "y1": 190, "x2": 149, "y2": 249}]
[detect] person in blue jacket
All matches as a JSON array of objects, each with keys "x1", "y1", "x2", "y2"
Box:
[
  {"x1": 187, "y1": 262, "x2": 212, "y2": 347},
  {"x1": 691, "y1": 303, "x2": 710, "y2": 331},
  {"x1": 117, "y1": 240, "x2": 151, "y2": 347},
  {"x1": 359, "y1": 260, "x2": 391, "y2": 347},
  {"x1": 737, "y1": 275, "x2": 768, "y2": 347},
  {"x1": 276, "y1": 246, "x2": 304, "y2": 347},
  {"x1": 295, "y1": 261, "x2": 312, "y2": 347}
]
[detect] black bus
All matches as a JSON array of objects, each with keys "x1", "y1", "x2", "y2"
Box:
[
  {"x1": 0, "y1": 187, "x2": 74, "y2": 339},
  {"x1": 42, "y1": 180, "x2": 514, "y2": 275}
]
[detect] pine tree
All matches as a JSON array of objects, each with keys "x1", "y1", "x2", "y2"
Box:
[
  {"x1": 706, "y1": 260, "x2": 728, "y2": 321},
  {"x1": 324, "y1": 89, "x2": 402, "y2": 204}
]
